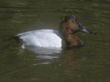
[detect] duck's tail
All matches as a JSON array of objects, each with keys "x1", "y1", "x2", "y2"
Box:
[{"x1": 7, "y1": 36, "x2": 22, "y2": 41}]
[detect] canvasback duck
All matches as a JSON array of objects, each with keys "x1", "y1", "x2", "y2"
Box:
[{"x1": 12, "y1": 15, "x2": 96, "y2": 49}]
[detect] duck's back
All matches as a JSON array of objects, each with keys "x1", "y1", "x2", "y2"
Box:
[{"x1": 16, "y1": 29, "x2": 62, "y2": 48}]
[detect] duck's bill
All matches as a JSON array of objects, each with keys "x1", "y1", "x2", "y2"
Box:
[{"x1": 80, "y1": 26, "x2": 96, "y2": 35}]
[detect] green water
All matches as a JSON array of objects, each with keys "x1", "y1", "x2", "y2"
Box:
[{"x1": 0, "y1": 0, "x2": 110, "y2": 82}]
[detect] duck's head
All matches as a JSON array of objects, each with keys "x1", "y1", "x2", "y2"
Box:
[{"x1": 60, "y1": 15, "x2": 96, "y2": 35}]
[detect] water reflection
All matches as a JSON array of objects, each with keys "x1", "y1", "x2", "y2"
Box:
[
  {"x1": 30, "y1": 62, "x2": 51, "y2": 66},
  {"x1": 36, "y1": 55, "x2": 59, "y2": 59},
  {"x1": 61, "y1": 49, "x2": 75, "y2": 75},
  {"x1": 31, "y1": 78, "x2": 39, "y2": 81},
  {"x1": 29, "y1": 51, "x2": 60, "y2": 66}
]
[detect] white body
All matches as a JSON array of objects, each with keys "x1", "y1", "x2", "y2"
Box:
[{"x1": 17, "y1": 29, "x2": 63, "y2": 49}]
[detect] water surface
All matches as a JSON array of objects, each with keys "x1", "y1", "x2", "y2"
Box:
[{"x1": 0, "y1": 0, "x2": 110, "y2": 82}]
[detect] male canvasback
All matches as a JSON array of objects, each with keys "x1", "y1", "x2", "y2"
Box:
[{"x1": 12, "y1": 15, "x2": 96, "y2": 50}]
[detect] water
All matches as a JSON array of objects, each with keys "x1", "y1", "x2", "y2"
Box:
[{"x1": 0, "y1": 0, "x2": 110, "y2": 82}]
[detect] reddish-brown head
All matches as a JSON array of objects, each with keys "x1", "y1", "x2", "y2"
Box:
[{"x1": 59, "y1": 15, "x2": 96, "y2": 35}]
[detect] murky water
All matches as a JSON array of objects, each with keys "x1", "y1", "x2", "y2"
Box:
[{"x1": 0, "y1": 0, "x2": 110, "y2": 82}]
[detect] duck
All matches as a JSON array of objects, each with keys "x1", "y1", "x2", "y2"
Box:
[{"x1": 12, "y1": 15, "x2": 96, "y2": 49}]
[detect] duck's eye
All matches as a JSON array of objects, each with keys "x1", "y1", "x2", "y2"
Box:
[
  {"x1": 77, "y1": 23, "x2": 81, "y2": 29},
  {"x1": 78, "y1": 24, "x2": 81, "y2": 27},
  {"x1": 75, "y1": 18, "x2": 78, "y2": 21}
]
